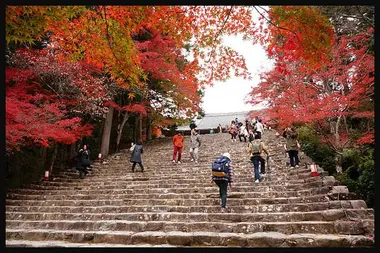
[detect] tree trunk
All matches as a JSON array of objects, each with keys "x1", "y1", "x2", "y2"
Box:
[
  {"x1": 100, "y1": 106, "x2": 114, "y2": 158},
  {"x1": 139, "y1": 114, "x2": 143, "y2": 141},
  {"x1": 49, "y1": 144, "x2": 58, "y2": 175},
  {"x1": 335, "y1": 153, "x2": 343, "y2": 174},
  {"x1": 116, "y1": 111, "x2": 129, "y2": 152},
  {"x1": 146, "y1": 115, "x2": 152, "y2": 141}
]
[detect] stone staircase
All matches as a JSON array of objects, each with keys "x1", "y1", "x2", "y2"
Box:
[{"x1": 6, "y1": 130, "x2": 375, "y2": 247}]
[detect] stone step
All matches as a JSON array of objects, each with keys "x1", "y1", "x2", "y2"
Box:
[
  {"x1": 6, "y1": 219, "x2": 374, "y2": 235},
  {"x1": 56, "y1": 169, "x2": 327, "y2": 180},
  {"x1": 25, "y1": 176, "x2": 325, "y2": 188},
  {"x1": 36, "y1": 176, "x2": 321, "y2": 186},
  {"x1": 19, "y1": 181, "x2": 328, "y2": 192},
  {"x1": 6, "y1": 185, "x2": 332, "y2": 198},
  {"x1": 6, "y1": 240, "x2": 176, "y2": 247},
  {"x1": 5, "y1": 193, "x2": 359, "y2": 207},
  {"x1": 7, "y1": 209, "x2": 374, "y2": 223},
  {"x1": 7, "y1": 190, "x2": 357, "y2": 202},
  {"x1": 6, "y1": 200, "x2": 362, "y2": 213},
  {"x1": 6, "y1": 229, "x2": 374, "y2": 247}
]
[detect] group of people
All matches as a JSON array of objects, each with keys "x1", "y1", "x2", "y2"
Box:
[
  {"x1": 72, "y1": 119, "x2": 301, "y2": 215},
  {"x1": 227, "y1": 117, "x2": 265, "y2": 142},
  {"x1": 211, "y1": 121, "x2": 301, "y2": 212},
  {"x1": 172, "y1": 127, "x2": 201, "y2": 164}
]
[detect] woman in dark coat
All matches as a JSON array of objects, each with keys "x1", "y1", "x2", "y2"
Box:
[
  {"x1": 130, "y1": 140, "x2": 144, "y2": 173},
  {"x1": 76, "y1": 144, "x2": 92, "y2": 178}
]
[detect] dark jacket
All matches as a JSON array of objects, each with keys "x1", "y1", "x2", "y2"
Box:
[
  {"x1": 130, "y1": 144, "x2": 143, "y2": 163},
  {"x1": 76, "y1": 149, "x2": 91, "y2": 169}
]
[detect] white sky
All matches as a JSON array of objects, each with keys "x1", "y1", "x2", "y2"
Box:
[{"x1": 202, "y1": 34, "x2": 274, "y2": 113}]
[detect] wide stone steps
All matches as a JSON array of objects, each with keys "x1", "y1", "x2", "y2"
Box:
[
  {"x1": 6, "y1": 186, "x2": 332, "y2": 198},
  {"x1": 6, "y1": 131, "x2": 374, "y2": 247},
  {"x1": 7, "y1": 209, "x2": 374, "y2": 223},
  {"x1": 6, "y1": 219, "x2": 374, "y2": 235},
  {"x1": 7, "y1": 191, "x2": 358, "y2": 202},
  {"x1": 11, "y1": 181, "x2": 330, "y2": 193},
  {"x1": 5, "y1": 193, "x2": 361, "y2": 207},
  {"x1": 5, "y1": 200, "x2": 362, "y2": 213},
  {"x1": 18, "y1": 176, "x2": 321, "y2": 186},
  {"x1": 6, "y1": 229, "x2": 374, "y2": 247}
]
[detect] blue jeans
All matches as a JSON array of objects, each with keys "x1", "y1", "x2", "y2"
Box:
[{"x1": 252, "y1": 156, "x2": 261, "y2": 180}]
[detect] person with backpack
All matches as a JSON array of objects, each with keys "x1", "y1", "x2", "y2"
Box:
[
  {"x1": 283, "y1": 126, "x2": 300, "y2": 169},
  {"x1": 172, "y1": 131, "x2": 184, "y2": 164},
  {"x1": 211, "y1": 152, "x2": 234, "y2": 213},
  {"x1": 189, "y1": 128, "x2": 201, "y2": 163},
  {"x1": 247, "y1": 134, "x2": 269, "y2": 183},
  {"x1": 130, "y1": 140, "x2": 144, "y2": 173}
]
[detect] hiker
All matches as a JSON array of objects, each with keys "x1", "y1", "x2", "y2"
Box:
[
  {"x1": 130, "y1": 140, "x2": 144, "y2": 173},
  {"x1": 228, "y1": 120, "x2": 238, "y2": 142},
  {"x1": 283, "y1": 126, "x2": 300, "y2": 168},
  {"x1": 211, "y1": 152, "x2": 234, "y2": 213},
  {"x1": 245, "y1": 118, "x2": 250, "y2": 131},
  {"x1": 189, "y1": 128, "x2": 201, "y2": 163},
  {"x1": 217, "y1": 124, "x2": 223, "y2": 133},
  {"x1": 238, "y1": 122, "x2": 248, "y2": 142},
  {"x1": 172, "y1": 131, "x2": 184, "y2": 164},
  {"x1": 248, "y1": 129, "x2": 255, "y2": 142},
  {"x1": 235, "y1": 117, "x2": 239, "y2": 127},
  {"x1": 254, "y1": 118, "x2": 264, "y2": 139},
  {"x1": 76, "y1": 144, "x2": 92, "y2": 178},
  {"x1": 247, "y1": 134, "x2": 270, "y2": 183}
]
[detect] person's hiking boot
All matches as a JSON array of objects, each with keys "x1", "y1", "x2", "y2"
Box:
[
  {"x1": 141, "y1": 168, "x2": 144, "y2": 173},
  {"x1": 172, "y1": 160, "x2": 176, "y2": 163},
  {"x1": 255, "y1": 179, "x2": 260, "y2": 183},
  {"x1": 131, "y1": 168, "x2": 135, "y2": 173},
  {"x1": 195, "y1": 160, "x2": 198, "y2": 163},
  {"x1": 221, "y1": 207, "x2": 228, "y2": 213},
  {"x1": 295, "y1": 165, "x2": 299, "y2": 168},
  {"x1": 177, "y1": 161, "x2": 181, "y2": 164},
  {"x1": 290, "y1": 166, "x2": 295, "y2": 169},
  {"x1": 190, "y1": 158, "x2": 194, "y2": 162}
]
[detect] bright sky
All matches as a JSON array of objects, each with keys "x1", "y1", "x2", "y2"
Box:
[{"x1": 201, "y1": 34, "x2": 274, "y2": 114}]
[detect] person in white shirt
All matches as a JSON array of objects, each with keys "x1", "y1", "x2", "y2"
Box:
[
  {"x1": 238, "y1": 123, "x2": 248, "y2": 142},
  {"x1": 254, "y1": 119, "x2": 264, "y2": 139}
]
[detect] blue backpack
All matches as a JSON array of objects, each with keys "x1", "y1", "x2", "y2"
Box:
[{"x1": 211, "y1": 156, "x2": 230, "y2": 178}]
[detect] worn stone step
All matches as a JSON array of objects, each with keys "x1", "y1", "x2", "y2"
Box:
[
  {"x1": 56, "y1": 169, "x2": 327, "y2": 180},
  {"x1": 25, "y1": 177, "x2": 324, "y2": 188},
  {"x1": 5, "y1": 193, "x2": 360, "y2": 207},
  {"x1": 19, "y1": 181, "x2": 327, "y2": 192},
  {"x1": 6, "y1": 185, "x2": 332, "y2": 198},
  {"x1": 38, "y1": 176, "x2": 321, "y2": 186},
  {"x1": 6, "y1": 219, "x2": 374, "y2": 235},
  {"x1": 6, "y1": 229, "x2": 374, "y2": 247},
  {"x1": 7, "y1": 209, "x2": 374, "y2": 223},
  {"x1": 6, "y1": 200, "x2": 362, "y2": 213},
  {"x1": 8, "y1": 189, "x2": 355, "y2": 203},
  {"x1": 6, "y1": 240, "x2": 176, "y2": 247}
]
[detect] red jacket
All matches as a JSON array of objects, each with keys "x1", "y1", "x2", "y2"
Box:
[{"x1": 172, "y1": 134, "x2": 184, "y2": 147}]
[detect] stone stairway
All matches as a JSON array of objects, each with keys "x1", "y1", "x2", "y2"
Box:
[{"x1": 6, "y1": 130, "x2": 375, "y2": 247}]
